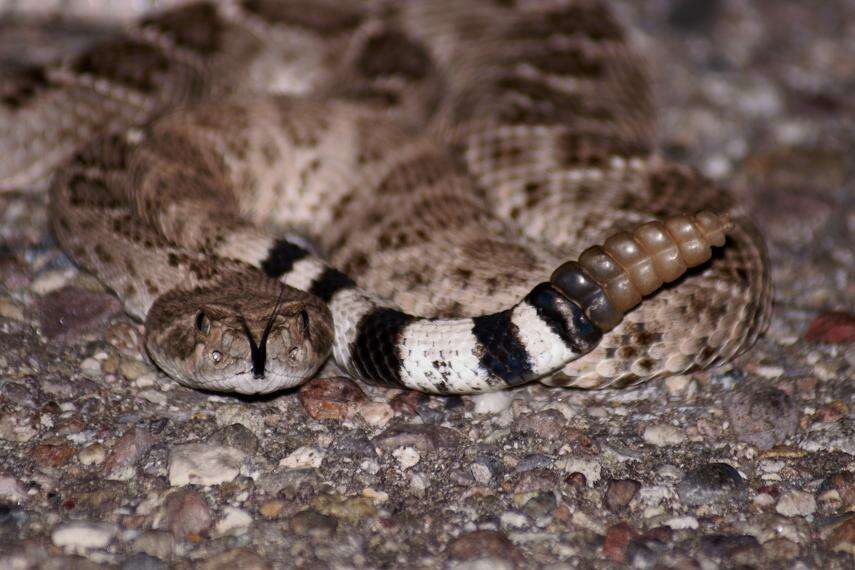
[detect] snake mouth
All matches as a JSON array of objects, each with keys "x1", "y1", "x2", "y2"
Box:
[{"x1": 240, "y1": 288, "x2": 286, "y2": 380}]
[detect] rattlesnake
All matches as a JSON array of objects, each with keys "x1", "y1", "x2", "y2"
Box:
[{"x1": 1, "y1": 0, "x2": 771, "y2": 394}]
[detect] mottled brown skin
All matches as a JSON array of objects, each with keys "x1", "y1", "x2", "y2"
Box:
[{"x1": 8, "y1": 0, "x2": 771, "y2": 392}]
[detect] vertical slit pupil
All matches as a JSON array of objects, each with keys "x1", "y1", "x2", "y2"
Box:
[{"x1": 195, "y1": 311, "x2": 208, "y2": 332}]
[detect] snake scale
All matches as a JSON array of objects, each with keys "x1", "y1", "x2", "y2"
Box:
[{"x1": 0, "y1": 0, "x2": 772, "y2": 394}]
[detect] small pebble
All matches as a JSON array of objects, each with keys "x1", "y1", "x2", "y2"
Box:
[
  {"x1": 392, "y1": 446, "x2": 420, "y2": 469},
  {"x1": 105, "y1": 427, "x2": 157, "y2": 479},
  {"x1": 472, "y1": 391, "x2": 513, "y2": 414},
  {"x1": 258, "y1": 500, "x2": 286, "y2": 520},
  {"x1": 119, "y1": 358, "x2": 150, "y2": 380},
  {"x1": 79, "y1": 443, "x2": 106, "y2": 466},
  {"x1": 446, "y1": 529, "x2": 525, "y2": 566},
  {"x1": 51, "y1": 521, "x2": 117, "y2": 549},
  {"x1": 161, "y1": 489, "x2": 212, "y2": 538},
  {"x1": 827, "y1": 517, "x2": 855, "y2": 555},
  {"x1": 168, "y1": 443, "x2": 245, "y2": 486},
  {"x1": 31, "y1": 443, "x2": 76, "y2": 468},
  {"x1": 665, "y1": 516, "x2": 699, "y2": 530},
  {"x1": 132, "y1": 530, "x2": 174, "y2": 561},
  {"x1": 471, "y1": 462, "x2": 492, "y2": 485},
  {"x1": 804, "y1": 312, "x2": 855, "y2": 343},
  {"x1": 121, "y1": 552, "x2": 168, "y2": 570},
  {"x1": 0, "y1": 474, "x2": 26, "y2": 502},
  {"x1": 642, "y1": 423, "x2": 685, "y2": 446},
  {"x1": 214, "y1": 507, "x2": 252, "y2": 536},
  {"x1": 604, "y1": 479, "x2": 641, "y2": 512},
  {"x1": 776, "y1": 490, "x2": 817, "y2": 517},
  {"x1": 763, "y1": 537, "x2": 800, "y2": 561},
  {"x1": 208, "y1": 423, "x2": 259, "y2": 455},
  {"x1": 355, "y1": 402, "x2": 394, "y2": 427},
  {"x1": 603, "y1": 522, "x2": 636, "y2": 563},
  {"x1": 664, "y1": 374, "x2": 693, "y2": 395},
  {"x1": 727, "y1": 386, "x2": 798, "y2": 449},
  {"x1": 374, "y1": 423, "x2": 462, "y2": 452},
  {"x1": 297, "y1": 377, "x2": 366, "y2": 420},
  {"x1": 0, "y1": 297, "x2": 25, "y2": 322},
  {"x1": 196, "y1": 548, "x2": 271, "y2": 570},
  {"x1": 512, "y1": 409, "x2": 566, "y2": 438},
  {"x1": 677, "y1": 463, "x2": 746, "y2": 506},
  {"x1": 279, "y1": 446, "x2": 324, "y2": 469},
  {"x1": 289, "y1": 509, "x2": 338, "y2": 539}
]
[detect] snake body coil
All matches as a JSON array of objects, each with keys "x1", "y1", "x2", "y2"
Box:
[{"x1": 2, "y1": 0, "x2": 771, "y2": 394}]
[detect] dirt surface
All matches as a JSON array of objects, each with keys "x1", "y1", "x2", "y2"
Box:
[{"x1": 0, "y1": 1, "x2": 853, "y2": 568}]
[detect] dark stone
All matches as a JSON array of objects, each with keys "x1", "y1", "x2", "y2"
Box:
[
  {"x1": 511, "y1": 469, "x2": 558, "y2": 494},
  {"x1": 522, "y1": 491, "x2": 557, "y2": 519},
  {"x1": 104, "y1": 427, "x2": 158, "y2": 478},
  {"x1": 162, "y1": 489, "x2": 212, "y2": 538},
  {"x1": 603, "y1": 522, "x2": 637, "y2": 563},
  {"x1": 512, "y1": 409, "x2": 566, "y2": 438},
  {"x1": 677, "y1": 463, "x2": 746, "y2": 507},
  {"x1": 819, "y1": 472, "x2": 855, "y2": 508},
  {"x1": 374, "y1": 423, "x2": 463, "y2": 452},
  {"x1": 447, "y1": 529, "x2": 525, "y2": 565},
  {"x1": 297, "y1": 376, "x2": 366, "y2": 420},
  {"x1": 208, "y1": 424, "x2": 259, "y2": 455},
  {"x1": 699, "y1": 534, "x2": 761, "y2": 559},
  {"x1": 515, "y1": 453, "x2": 554, "y2": 472},
  {"x1": 805, "y1": 312, "x2": 855, "y2": 343},
  {"x1": 726, "y1": 386, "x2": 799, "y2": 449},
  {"x1": 328, "y1": 431, "x2": 377, "y2": 461},
  {"x1": 121, "y1": 552, "x2": 168, "y2": 570},
  {"x1": 604, "y1": 479, "x2": 641, "y2": 512},
  {"x1": 289, "y1": 509, "x2": 338, "y2": 539}
]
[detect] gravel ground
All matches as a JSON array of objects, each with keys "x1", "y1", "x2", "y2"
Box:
[{"x1": 0, "y1": 1, "x2": 853, "y2": 568}]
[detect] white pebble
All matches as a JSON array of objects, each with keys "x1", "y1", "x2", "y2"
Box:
[
  {"x1": 500, "y1": 511, "x2": 528, "y2": 529},
  {"x1": 409, "y1": 472, "x2": 428, "y2": 496},
  {"x1": 471, "y1": 463, "x2": 492, "y2": 485},
  {"x1": 168, "y1": 444, "x2": 246, "y2": 486},
  {"x1": 52, "y1": 521, "x2": 117, "y2": 549},
  {"x1": 776, "y1": 490, "x2": 817, "y2": 517},
  {"x1": 78, "y1": 444, "x2": 106, "y2": 466},
  {"x1": 0, "y1": 475, "x2": 26, "y2": 502},
  {"x1": 472, "y1": 392, "x2": 513, "y2": 414},
  {"x1": 643, "y1": 424, "x2": 686, "y2": 447},
  {"x1": 360, "y1": 459, "x2": 380, "y2": 475},
  {"x1": 279, "y1": 446, "x2": 324, "y2": 469},
  {"x1": 362, "y1": 487, "x2": 389, "y2": 503},
  {"x1": 665, "y1": 516, "x2": 699, "y2": 530},
  {"x1": 356, "y1": 402, "x2": 394, "y2": 427},
  {"x1": 393, "y1": 446, "x2": 420, "y2": 469},
  {"x1": 214, "y1": 507, "x2": 252, "y2": 536}
]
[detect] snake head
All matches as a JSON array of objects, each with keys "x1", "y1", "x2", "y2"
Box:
[{"x1": 144, "y1": 273, "x2": 333, "y2": 394}]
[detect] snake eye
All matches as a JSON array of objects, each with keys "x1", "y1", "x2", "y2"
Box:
[
  {"x1": 195, "y1": 310, "x2": 211, "y2": 334},
  {"x1": 211, "y1": 350, "x2": 223, "y2": 364}
]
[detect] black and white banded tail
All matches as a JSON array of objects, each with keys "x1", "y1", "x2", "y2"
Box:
[{"x1": 261, "y1": 212, "x2": 732, "y2": 393}]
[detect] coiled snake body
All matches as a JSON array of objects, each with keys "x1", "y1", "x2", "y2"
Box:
[{"x1": 1, "y1": 0, "x2": 771, "y2": 394}]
